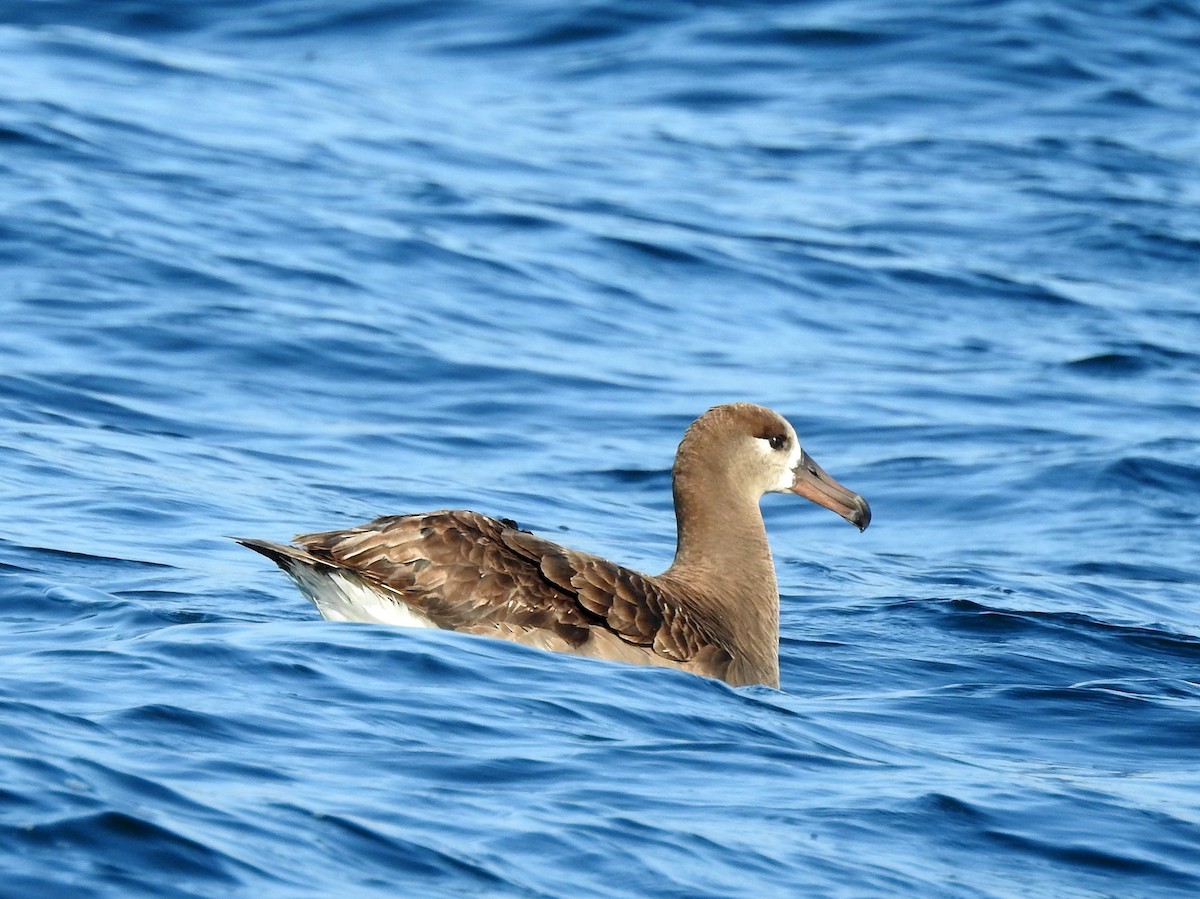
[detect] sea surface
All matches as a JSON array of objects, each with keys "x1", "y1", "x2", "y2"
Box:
[{"x1": 2, "y1": 1, "x2": 1199, "y2": 896}]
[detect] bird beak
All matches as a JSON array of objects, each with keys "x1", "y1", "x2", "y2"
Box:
[{"x1": 786, "y1": 450, "x2": 871, "y2": 531}]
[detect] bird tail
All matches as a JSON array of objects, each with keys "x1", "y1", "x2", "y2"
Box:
[
  {"x1": 234, "y1": 536, "x2": 436, "y2": 628},
  {"x1": 232, "y1": 536, "x2": 329, "y2": 571}
]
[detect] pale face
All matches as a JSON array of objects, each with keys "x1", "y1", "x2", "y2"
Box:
[{"x1": 750, "y1": 421, "x2": 804, "y2": 494}]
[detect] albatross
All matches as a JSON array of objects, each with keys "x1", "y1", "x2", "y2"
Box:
[{"x1": 237, "y1": 403, "x2": 870, "y2": 688}]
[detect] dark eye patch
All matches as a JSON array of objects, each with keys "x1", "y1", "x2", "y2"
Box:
[{"x1": 767, "y1": 434, "x2": 787, "y2": 451}]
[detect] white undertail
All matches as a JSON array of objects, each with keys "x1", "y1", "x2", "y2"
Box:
[{"x1": 283, "y1": 562, "x2": 437, "y2": 629}]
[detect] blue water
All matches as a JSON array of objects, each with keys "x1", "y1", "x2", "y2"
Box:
[{"x1": 2, "y1": 1, "x2": 1199, "y2": 896}]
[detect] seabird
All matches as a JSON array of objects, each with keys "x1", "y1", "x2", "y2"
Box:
[{"x1": 237, "y1": 403, "x2": 870, "y2": 688}]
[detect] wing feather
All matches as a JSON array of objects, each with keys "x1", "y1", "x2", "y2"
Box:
[{"x1": 293, "y1": 510, "x2": 733, "y2": 674}]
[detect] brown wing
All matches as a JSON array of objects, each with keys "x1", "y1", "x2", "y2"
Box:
[
  {"x1": 294, "y1": 510, "x2": 734, "y2": 675},
  {"x1": 498, "y1": 526, "x2": 734, "y2": 668}
]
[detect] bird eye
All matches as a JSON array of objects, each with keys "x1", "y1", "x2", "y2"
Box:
[{"x1": 767, "y1": 434, "x2": 787, "y2": 451}]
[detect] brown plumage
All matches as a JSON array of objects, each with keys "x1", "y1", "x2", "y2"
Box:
[{"x1": 237, "y1": 403, "x2": 870, "y2": 688}]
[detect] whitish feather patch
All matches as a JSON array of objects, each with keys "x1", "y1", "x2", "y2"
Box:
[{"x1": 284, "y1": 563, "x2": 436, "y2": 628}]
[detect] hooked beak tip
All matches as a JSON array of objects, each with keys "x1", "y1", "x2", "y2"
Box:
[{"x1": 851, "y1": 499, "x2": 872, "y2": 532}]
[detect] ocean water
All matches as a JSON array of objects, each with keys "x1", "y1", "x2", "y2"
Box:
[{"x1": 2, "y1": 0, "x2": 1199, "y2": 896}]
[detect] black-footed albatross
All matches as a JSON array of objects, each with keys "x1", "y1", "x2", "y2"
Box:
[{"x1": 237, "y1": 403, "x2": 870, "y2": 688}]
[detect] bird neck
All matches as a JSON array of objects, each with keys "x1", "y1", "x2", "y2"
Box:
[{"x1": 661, "y1": 463, "x2": 781, "y2": 685}]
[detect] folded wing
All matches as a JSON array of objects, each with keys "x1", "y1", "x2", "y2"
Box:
[{"x1": 293, "y1": 510, "x2": 734, "y2": 678}]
